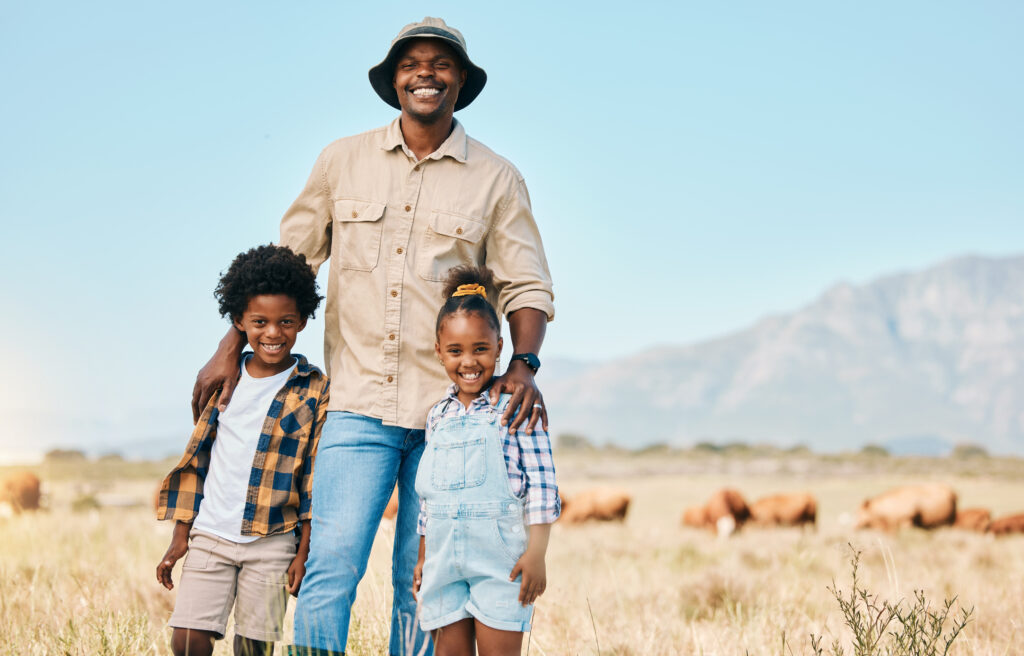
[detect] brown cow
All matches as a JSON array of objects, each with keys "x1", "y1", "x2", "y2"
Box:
[
  {"x1": 987, "y1": 512, "x2": 1024, "y2": 535},
  {"x1": 559, "y1": 487, "x2": 630, "y2": 524},
  {"x1": 680, "y1": 488, "x2": 750, "y2": 536},
  {"x1": 952, "y1": 507, "x2": 991, "y2": 532},
  {"x1": 382, "y1": 486, "x2": 399, "y2": 520},
  {"x1": 750, "y1": 492, "x2": 817, "y2": 528},
  {"x1": 855, "y1": 483, "x2": 956, "y2": 531},
  {"x1": 0, "y1": 471, "x2": 42, "y2": 513},
  {"x1": 681, "y1": 504, "x2": 710, "y2": 529}
]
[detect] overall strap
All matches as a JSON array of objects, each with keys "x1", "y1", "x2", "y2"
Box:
[
  {"x1": 494, "y1": 393, "x2": 512, "y2": 414},
  {"x1": 493, "y1": 392, "x2": 527, "y2": 428}
]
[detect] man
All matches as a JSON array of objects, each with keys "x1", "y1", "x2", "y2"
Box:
[{"x1": 192, "y1": 17, "x2": 554, "y2": 656}]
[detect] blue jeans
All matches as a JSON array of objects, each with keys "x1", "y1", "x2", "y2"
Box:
[{"x1": 291, "y1": 412, "x2": 432, "y2": 656}]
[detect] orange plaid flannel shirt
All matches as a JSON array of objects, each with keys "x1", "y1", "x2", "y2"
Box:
[{"x1": 156, "y1": 354, "x2": 328, "y2": 536}]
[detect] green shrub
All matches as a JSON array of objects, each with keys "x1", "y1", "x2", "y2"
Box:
[
  {"x1": 556, "y1": 433, "x2": 594, "y2": 450},
  {"x1": 950, "y1": 443, "x2": 988, "y2": 459},
  {"x1": 808, "y1": 547, "x2": 972, "y2": 656},
  {"x1": 71, "y1": 494, "x2": 101, "y2": 513},
  {"x1": 44, "y1": 448, "x2": 87, "y2": 462}
]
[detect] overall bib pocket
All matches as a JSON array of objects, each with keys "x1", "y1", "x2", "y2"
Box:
[
  {"x1": 431, "y1": 437, "x2": 487, "y2": 490},
  {"x1": 333, "y1": 199, "x2": 386, "y2": 271}
]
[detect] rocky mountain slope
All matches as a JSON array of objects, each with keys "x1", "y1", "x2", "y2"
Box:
[{"x1": 542, "y1": 255, "x2": 1024, "y2": 454}]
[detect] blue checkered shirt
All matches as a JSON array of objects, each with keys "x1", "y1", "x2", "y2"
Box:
[{"x1": 417, "y1": 385, "x2": 560, "y2": 535}]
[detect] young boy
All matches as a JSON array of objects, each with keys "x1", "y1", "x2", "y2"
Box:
[{"x1": 156, "y1": 244, "x2": 328, "y2": 656}]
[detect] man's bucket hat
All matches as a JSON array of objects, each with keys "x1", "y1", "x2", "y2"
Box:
[{"x1": 368, "y1": 17, "x2": 487, "y2": 112}]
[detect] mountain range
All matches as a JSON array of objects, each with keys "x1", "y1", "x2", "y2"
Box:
[{"x1": 540, "y1": 255, "x2": 1024, "y2": 455}]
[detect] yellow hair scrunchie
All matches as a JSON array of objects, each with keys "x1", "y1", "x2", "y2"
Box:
[{"x1": 451, "y1": 284, "x2": 487, "y2": 299}]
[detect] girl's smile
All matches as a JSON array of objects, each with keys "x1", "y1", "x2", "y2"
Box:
[{"x1": 436, "y1": 311, "x2": 503, "y2": 408}]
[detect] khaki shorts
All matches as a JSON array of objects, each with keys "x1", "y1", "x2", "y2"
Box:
[{"x1": 168, "y1": 529, "x2": 297, "y2": 641}]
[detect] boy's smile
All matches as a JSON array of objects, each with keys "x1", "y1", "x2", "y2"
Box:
[
  {"x1": 233, "y1": 294, "x2": 306, "y2": 378},
  {"x1": 435, "y1": 311, "x2": 502, "y2": 408}
]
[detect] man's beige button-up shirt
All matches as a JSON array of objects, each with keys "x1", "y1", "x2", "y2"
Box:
[{"x1": 279, "y1": 118, "x2": 554, "y2": 429}]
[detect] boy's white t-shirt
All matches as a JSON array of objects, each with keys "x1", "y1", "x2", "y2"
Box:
[{"x1": 193, "y1": 355, "x2": 296, "y2": 543}]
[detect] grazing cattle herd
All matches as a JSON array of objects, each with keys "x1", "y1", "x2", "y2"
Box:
[{"x1": 2, "y1": 469, "x2": 1024, "y2": 538}]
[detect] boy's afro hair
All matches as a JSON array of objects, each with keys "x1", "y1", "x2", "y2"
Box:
[{"x1": 215, "y1": 244, "x2": 323, "y2": 321}]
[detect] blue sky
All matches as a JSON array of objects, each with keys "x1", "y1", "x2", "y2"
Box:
[{"x1": 2, "y1": 2, "x2": 1022, "y2": 457}]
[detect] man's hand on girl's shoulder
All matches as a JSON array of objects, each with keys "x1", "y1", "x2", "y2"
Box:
[{"x1": 489, "y1": 360, "x2": 547, "y2": 434}]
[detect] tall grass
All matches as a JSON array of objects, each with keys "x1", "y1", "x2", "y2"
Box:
[{"x1": 1, "y1": 459, "x2": 1022, "y2": 654}]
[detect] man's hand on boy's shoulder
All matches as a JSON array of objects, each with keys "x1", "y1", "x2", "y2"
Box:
[
  {"x1": 156, "y1": 525, "x2": 190, "y2": 590},
  {"x1": 192, "y1": 328, "x2": 246, "y2": 422}
]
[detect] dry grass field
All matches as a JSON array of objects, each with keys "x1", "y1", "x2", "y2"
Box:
[{"x1": 2, "y1": 451, "x2": 1023, "y2": 655}]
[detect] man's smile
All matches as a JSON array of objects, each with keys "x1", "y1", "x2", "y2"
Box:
[{"x1": 410, "y1": 86, "x2": 443, "y2": 99}]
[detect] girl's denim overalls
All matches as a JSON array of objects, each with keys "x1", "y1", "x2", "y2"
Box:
[{"x1": 414, "y1": 395, "x2": 534, "y2": 632}]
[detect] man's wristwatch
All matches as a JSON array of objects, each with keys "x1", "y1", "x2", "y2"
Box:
[{"x1": 509, "y1": 353, "x2": 541, "y2": 374}]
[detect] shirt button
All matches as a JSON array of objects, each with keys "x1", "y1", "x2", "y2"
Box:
[
  {"x1": 405, "y1": 205, "x2": 412, "y2": 212},
  {"x1": 388, "y1": 334, "x2": 395, "y2": 340},
  {"x1": 414, "y1": 164, "x2": 421, "y2": 171},
  {"x1": 455, "y1": 227, "x2": 463, "y2": 235},
  {"x1": 387, "y1": 375, "x2": 394, "y2": 383},
  {"x1": 351, "y1": 211, "x2": 358, "y2": 218},
  {"x1": 391, "y1": 290, "x2": 398, "y2": 297},
  {"x1": 396, "y1": 247, "x2": 403, "y2": 254}
]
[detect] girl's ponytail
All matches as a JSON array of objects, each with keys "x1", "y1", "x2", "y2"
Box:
[{"x1": 436, "y1": 266, "x2": 500, "y2": 335}]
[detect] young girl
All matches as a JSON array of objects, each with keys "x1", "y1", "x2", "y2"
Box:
[{"x1": 413, "y1": 266, "x2": 560, "y2": 656}]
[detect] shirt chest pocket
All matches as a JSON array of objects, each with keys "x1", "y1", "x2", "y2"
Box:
[
  {"x1": 417, "y1": 211, "x2": 488, "y2": 282},
  {"x1": 333, "y1": 199, "x2": 386, "y2": 272}
]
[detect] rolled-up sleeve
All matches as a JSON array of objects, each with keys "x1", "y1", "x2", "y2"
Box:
[
  {"x1": 279, "y1": 149, "x2": 333, "y2": 275},
  {"x1": 486, "y1": 177, "x2": 555, "y2": 321},
  {"x1": 514, "y1": 424, "x2": 560, "y2": 525}
]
